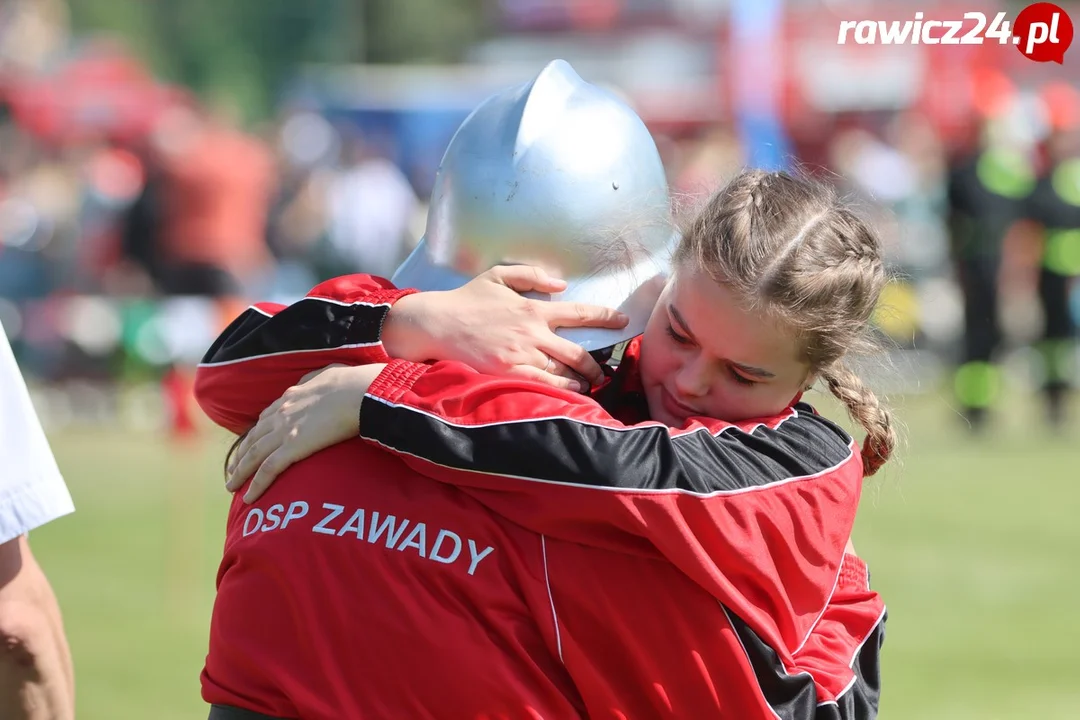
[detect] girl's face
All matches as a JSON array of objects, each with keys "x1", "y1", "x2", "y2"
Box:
[{"x1": 638, "y1": 265, "x2": 814, "y2": 426}]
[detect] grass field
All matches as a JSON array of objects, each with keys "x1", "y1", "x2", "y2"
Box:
[{"x1": 26, "y1": 390, "x2": 1080, "y2": 720}]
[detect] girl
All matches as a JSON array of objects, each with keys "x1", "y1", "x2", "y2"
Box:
[{"x1": 199, "y1": 169, "x2": 891, "y2": 718}]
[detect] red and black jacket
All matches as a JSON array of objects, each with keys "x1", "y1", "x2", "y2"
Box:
[{"x1": 197, "y1": 274, "x2": 886, "y2": 719}]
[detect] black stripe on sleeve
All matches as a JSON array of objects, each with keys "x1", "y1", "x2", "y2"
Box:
[
  {"x1": 360, "y1": 399, "x2": 854, "y2": 494},
  {"x1": 836, "y1": 610, "x2": 886, "y2": 720},
  {"x1": 724, "y1": 606, "x2": 886, "y2": 720},
  {"x1": 201, "y1": 299, "x2": 390, "y2": 365}
]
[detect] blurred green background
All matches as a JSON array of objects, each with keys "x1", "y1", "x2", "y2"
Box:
[
  {"x1": 65, "y1": 0, "x2": 489, "y2": 123},
  {"x1": 28, "y1": 391, "x2": 1080, "y2": 720}
]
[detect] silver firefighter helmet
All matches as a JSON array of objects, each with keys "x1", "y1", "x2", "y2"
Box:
[{"x1": 392, "y1": 59, "x2": 675, "y2": 351}]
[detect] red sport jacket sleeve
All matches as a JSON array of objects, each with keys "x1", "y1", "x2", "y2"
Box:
[
  {"x1": 789, "y1": 554, "x2": 886, "y2": 718},
  {"x1": 194, "y1": 275, "x2": 417, "y2": 434},
  {"x1": 360, "y1": 358, "x2": 865, "y2": 657}
]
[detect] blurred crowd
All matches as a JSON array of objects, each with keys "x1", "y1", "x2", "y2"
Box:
[{"x1": 0, "y1": 2, "x2": 1078, "y2": 435}]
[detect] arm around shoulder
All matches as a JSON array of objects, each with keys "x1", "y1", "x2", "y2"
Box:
[
  {"x1": 194, "y1": 274, "x2": 418, "y2": 434},
  {"x1": 360, "y1": 359, "x2": 864, "y2": 653}
]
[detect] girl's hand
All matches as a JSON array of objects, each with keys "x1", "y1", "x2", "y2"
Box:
[
  {"x1": 386, "y1": 265, "x2": 628, "y2": 393},
  {"x1": 225, "y1": 364, "x2": 386, "y2": 503}
]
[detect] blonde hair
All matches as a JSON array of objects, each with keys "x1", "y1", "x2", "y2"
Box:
[{"x1": 674, "y1": 169, "x2": 896, "y2": 476}]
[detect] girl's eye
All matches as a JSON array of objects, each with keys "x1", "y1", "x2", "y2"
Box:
[
  {"x1": 665, "y1": 322, "x2": 758, "y2": 386},
  {"x1": 728, "y1": 368, "x2": 758, "y2": 387},
  {"x1": 666, "y1": 324, "x2": 691, "y2": 345}
]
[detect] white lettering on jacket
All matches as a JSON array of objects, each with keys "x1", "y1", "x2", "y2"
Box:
[{"x1": 240, "y1": 502, "x2": 496, "y2": 576}]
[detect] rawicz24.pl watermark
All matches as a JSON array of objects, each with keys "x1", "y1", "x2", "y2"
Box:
[{"x1": 837, "y1": 2, "x2": 1074, "y2": 63}]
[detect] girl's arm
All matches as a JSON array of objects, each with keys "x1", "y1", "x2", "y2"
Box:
[
  {"x1": 357, "y1": 358, "x2": 863, "y2": 657},
  {"x1": 787, "y1": 553, "x2": 886, "y2": 719},
  {"x1": 194, "y1": 274, "x2": 416, "y2": 435},
  {"x1": 195, "y1": 266, "x2": 626, "y2": 434}
]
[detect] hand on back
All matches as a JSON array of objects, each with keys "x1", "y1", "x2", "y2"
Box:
[
  {"x1": 390, "y1": 264, "x2": 628, "y2": 391},
  {"x1": 226, "y1": 363, "x2": 385, "y2": 503},
  {"x1": 226, "y1": 265, "x2": 629, "y2": 502}
]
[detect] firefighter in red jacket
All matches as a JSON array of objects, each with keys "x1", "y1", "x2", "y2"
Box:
[{"x1": 200, "y1": 61, "x2": 887, "y2": 719}]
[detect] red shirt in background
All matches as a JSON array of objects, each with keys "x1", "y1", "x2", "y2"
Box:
[{"x1": 157, "y1": 125, "x2": 275, "y2": 282}]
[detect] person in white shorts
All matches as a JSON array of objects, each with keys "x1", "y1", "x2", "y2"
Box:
[{"x1": 0, "y1": 330, "x2": 75, "y2": 720}]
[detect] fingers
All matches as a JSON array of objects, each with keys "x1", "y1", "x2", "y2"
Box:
[
  {"x1": 543, "y1": 301, "x2": 629, "y2": 330},
  {"x1": 509, "y1": 365, "x2": 585, "y2": 393},
  {"x1": 243, "y1": 447, "x2": 296, "y2": 504},
  {"x1": 226, "y1": 412, "x2": 279, "y2": 486},
  {"x1": 300, "y1": 363, "x2": 348, "y2": 384},
  {"x1": 228, "y1": 422, "x2": 303, "y2": 502},
  {"x1": 487, "y1": 264, "x2": 567, "y2": 294},
  {"x1": 226, "y1": 423, "x2": 278, "y2": 491},
  {"x1": 257, "y1": 393, "x2": 286, "y2": 422},
  {"x1": 227, "y1": 389, "x2": 293, "y2": 490},
  {"x1": 542, "y1": 336, "x2": 605, "y2": 386}
]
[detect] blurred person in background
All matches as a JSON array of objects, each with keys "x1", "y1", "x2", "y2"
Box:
[
  {"x1": 0, "y1": 113, "x2": 52, "y2": 301},
  {"x1": 0, "y1": 120, "x2": 82, "y2": 303},
  {"x1": 1022, "y1": 84, "x2": 1080, "y2": 428},
  {"x1": 946, "y1": 106, "x2": 1038, "y2": 430},
  {"x1": 148, "y1": 102, "x2": 276, "y2": 302},
  {"x1": 828, "y1": 114, "x2": 950, "y2": 350},
  {"x1": 0, "y1": 330, "x2": 75, "y2": 720},
  {"x1": 138, "y1": 101, "x2": 277, "y2": 437},
  {"x1": 115, "y1": 133, "x2": 166, "y2": 297},
  {"x1": 261, "y1": 111, "x2": 337, "y2": 297},
  {"x1": 882, "y1": 112, "x2": 950, "y2": 282},
  {"x1": 72, "y1": 138, "x2": 151, "y2": 297},
  {"x1": 322, "y1": 126, "x2": 419, "y2": 279}
]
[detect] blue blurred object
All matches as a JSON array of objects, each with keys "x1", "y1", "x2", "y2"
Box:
[
  {"x1": 729, "y1": 0, "x2": 791, "y2": 171},
  {"x1": 0, "y1": 247, "x2": 54, "y2": 301},
  {"x1": 737, "y1": 114, "x2": 790, "y2": 171},
  {"x1": 323, "y1": 106, "x2": 471, "y2": 197},
  {"x1": 286, "y1": 66, "x2": 493, "y2": 196}
]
